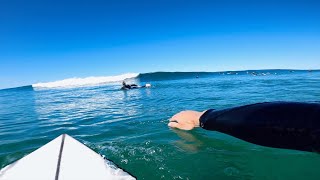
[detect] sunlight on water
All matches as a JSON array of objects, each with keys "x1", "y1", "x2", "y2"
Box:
[{"x1": 1, "y1": 70, "x2": 320, "y2": 179}]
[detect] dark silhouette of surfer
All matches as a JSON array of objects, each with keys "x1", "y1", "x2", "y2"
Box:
[{"x1": 121, "y1": 81, "x2": 138, "y2": 89}]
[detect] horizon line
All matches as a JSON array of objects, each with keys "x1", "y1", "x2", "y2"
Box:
[{"x1": 1, "y1": 68, "x2": 319, "y2": 90}]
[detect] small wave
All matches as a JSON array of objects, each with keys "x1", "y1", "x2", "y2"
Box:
[
  {"x1": 0, "y1": 85, "x2": 33, "y2": 92},
  {"x1": 32, "y1": 73, "x2": 139, "y2": 89}
]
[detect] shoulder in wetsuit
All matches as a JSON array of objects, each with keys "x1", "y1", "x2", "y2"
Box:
[{"x1": 170, "y1": 102, "x2": 320, "y2": 152}]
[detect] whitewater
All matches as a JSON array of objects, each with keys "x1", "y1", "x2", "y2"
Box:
[{"x1": 32, "y1": 73, "x2": 139, "y2": 89}]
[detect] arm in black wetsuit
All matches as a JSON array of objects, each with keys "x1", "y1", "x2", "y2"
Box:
[{"x1": 199, "y1": 102, "x2": 320, "y2": 152}]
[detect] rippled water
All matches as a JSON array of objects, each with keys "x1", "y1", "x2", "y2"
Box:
[{"x1": 1, "y1": 71, "x2": 320, "y2": 179}]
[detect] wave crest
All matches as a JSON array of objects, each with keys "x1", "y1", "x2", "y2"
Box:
[{"x1": 32, "y1": 73, "x2": 139, "y2": 89}]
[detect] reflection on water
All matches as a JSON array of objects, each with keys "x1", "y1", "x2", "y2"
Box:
[
  {"x1": 33, "y1": 85, "x2": 146, "y2": 137},
  {"x1": 171, "y1": 129, "x2": 205, "y2": 153}
]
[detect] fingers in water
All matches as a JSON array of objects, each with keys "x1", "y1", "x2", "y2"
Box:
[
  {"x1": 168, "y1": 122, "x2": 180, "y2": 128},
  {"x1": 169, "y1": 120, "x2": 178, "y2": 123},
  {"x1": 168, "y1": 122, "x2": 194, "y2": 130}
]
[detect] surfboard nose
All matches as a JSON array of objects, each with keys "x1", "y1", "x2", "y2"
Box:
[{"x1": 0, "y1": 134, "x2": 136, "y2": 180}]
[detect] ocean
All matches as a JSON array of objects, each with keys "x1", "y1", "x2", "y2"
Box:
[{"x1": 1, "y1": 70, "x2": 320, "y2": 179}]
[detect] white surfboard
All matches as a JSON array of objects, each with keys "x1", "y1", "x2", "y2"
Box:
[{"x1": 0, "y1": 134, "x2": 135, "y2": 180}]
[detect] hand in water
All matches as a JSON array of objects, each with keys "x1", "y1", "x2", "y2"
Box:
[{"x1": 168, "y1": 110, "x2": 205, "y2": 130}]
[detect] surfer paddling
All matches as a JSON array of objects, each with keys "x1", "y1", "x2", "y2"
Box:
[
  {"x1": 121, "y1": 81, "x2": 151, "y2": 90},
  {"x1": 169, "y1": 102, "x2": 320, "y2": 152},
  {"x1": 122, "y1": 81, "x2": 138, "y2": 89}
]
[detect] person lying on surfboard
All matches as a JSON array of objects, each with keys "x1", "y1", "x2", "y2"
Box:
[
  {"x1": 121, "y1": 81, "x2": 151, "y2": 90},
  {"x1": 169, "y1": 102, "x2": 320, "y2": 152},
  {"x1": 122, "y1": 81, "x2": 138, "y2": 89}
]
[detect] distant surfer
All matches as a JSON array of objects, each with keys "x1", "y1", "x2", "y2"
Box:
[
  {"x1": 169, "y1": 102, "x2": 320, "y2": 152},
  {"x1": 121, "y1": 81, "x2": 138, "y2": 89},
  {"x1": 121, "y1": 81, "x2": 151, "y2": 90}
]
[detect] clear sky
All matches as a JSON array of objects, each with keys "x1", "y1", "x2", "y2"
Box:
[{"x1": 0, "y1": 0, "x2": 319, "y2": 89}]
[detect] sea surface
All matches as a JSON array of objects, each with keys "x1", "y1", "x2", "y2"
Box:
[{"x1": 1, "y1": 70, "x2": 320, "y2": 179}]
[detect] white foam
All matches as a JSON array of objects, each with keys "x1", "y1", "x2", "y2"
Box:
[{"x1": 32, "y1": 73, "x2": 139, "y2": 89}]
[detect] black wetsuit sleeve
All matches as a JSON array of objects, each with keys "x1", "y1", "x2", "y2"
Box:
[{"x1": 199, "y1": 102, "x2": 320, "y2": 152}]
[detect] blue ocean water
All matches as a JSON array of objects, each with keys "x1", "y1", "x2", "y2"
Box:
[{"x1": 1, "y1": 70, "x2": 320, "y2": 179}]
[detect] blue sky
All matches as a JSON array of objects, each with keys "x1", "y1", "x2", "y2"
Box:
[{"x1": 0, "y1": 0, "x2": 319, "y2": 89}]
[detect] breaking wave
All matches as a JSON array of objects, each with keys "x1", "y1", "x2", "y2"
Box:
[{"x1": 32, "y1": 73, "x2": 139, "y2": 89}]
